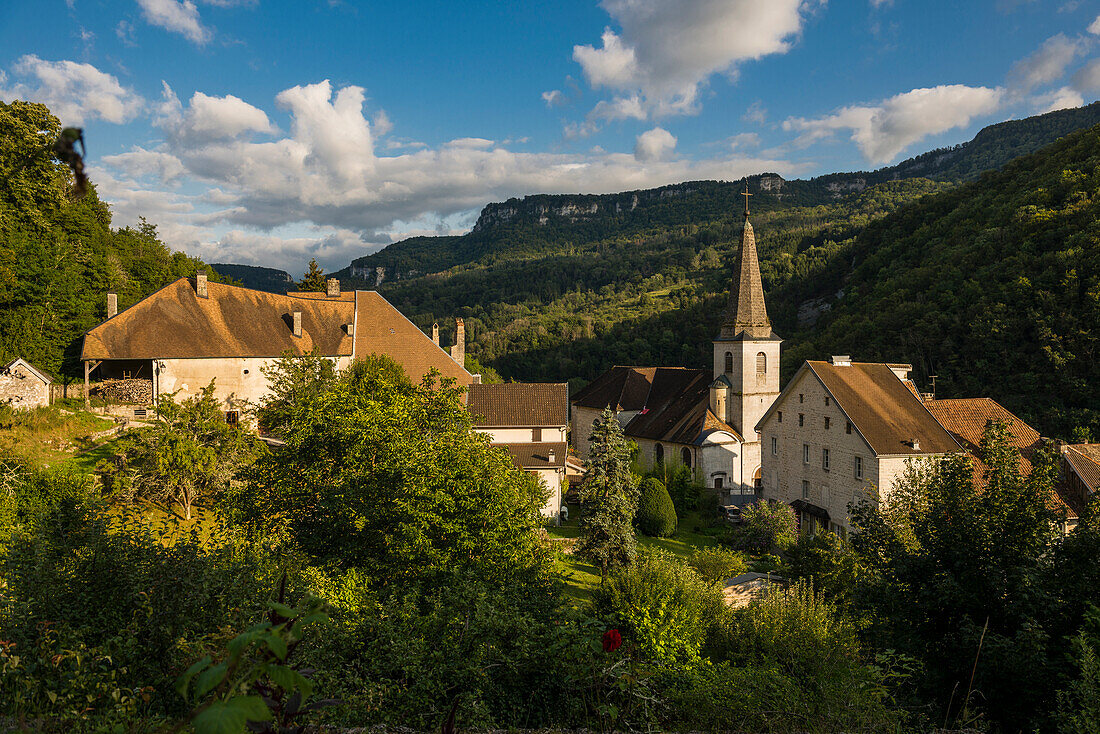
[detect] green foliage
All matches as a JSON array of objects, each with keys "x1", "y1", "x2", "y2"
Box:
[
  {"x1": 635, "y1": 477, "x2": 677, "y2": 537},
  {"x1": 104, "y1": 381, "x2": 263, "y2": 518},
  {"x1": 686, "y1": 545, "x2": 747, "y2": 582},
  {"x1": 0, "y1": 459, "x2": 94, "y2": 546},
  {"x1": 0, "y1": 101, "x2": 217, "y2": 377},
  {"x1": 297, "y1": 258, "x2": 327, "y2": 291},
  {"x1": 256, "y1": 352, "x2": 338, "y2": 434},
  {"x1": 576, "y1": 408, "x2": 639, "y2": 577},
  {"x1": 1057, "y1": 608, "x2": 1100, "y2": 734},
  {"x1": 245, "y1": 355, "x2": 551, "y2": 586},
  {"x1": 731, "y1": 500, "x2": 798, "y2": 554},
  {"x1": 594, "y1": 550, "x2": 722, "y2": 666},
  {"x1": 786, "y1": 530, "x2": 862, "y2": 607},
  {"x1": 463, "y1": 353, "x2": 502, "y2": 383},
  {"x1": 178, "y1": 594, "x2": 330, "y2": 734},
  {"x1": 850, "y1": 421, "x2": 1061, "y2": 730}
]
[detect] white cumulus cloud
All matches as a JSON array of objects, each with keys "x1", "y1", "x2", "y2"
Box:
[
  {"x1": 137, "y1": 0, "x2": 212, "y2": 45},
  {"x1": 634, "y1": 127, "x2": 676, "y2": 161},
  {"x1": 156, "y1": 84, "x2": 275, "y2": 141},
  {"x1": 1034, "y1": 86, "x2": 1085, "y2": 112},
  {"x1": 1072, "y1": 57, "x2": 1100, "y2": 94},
  {"x1": 0, "y1": 55, "x2": 144, "y2": 125},
  {"x1": 1089, "y1": 14, "x2": 1100, "y2": 35},
  {"x1": 783, "y1": 84, "x2": 1004, "y2": 165},
  {"x1": 1007, "y1": 33, "x2": 1085, "y2": 92},
  {"x1": 571, "y1": 0, "x2": 810, "y2": 119},
  {"x1": 98, "y1": 80, "x2": 806, "y2": 270}
]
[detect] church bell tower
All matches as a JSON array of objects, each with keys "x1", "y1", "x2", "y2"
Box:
[{"x1": 711, "y1": 185, "x2": 782, "y2": 441}]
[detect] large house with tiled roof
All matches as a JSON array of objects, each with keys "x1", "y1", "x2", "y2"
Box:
[
  {"x1": 571, "y1": 194, "x2": 780, "y2": 497},
  {"x1": 759, "y1": 358, "x2": 1088, "y2": 534},
  {"x1": 467, "y1": 382, "x2": 569, "y2": 519},
  {"x1": 81, "y1": 273, "x2": 472, "y2": 418},
  {"x1": 756, "y1": 357, "x2": 961, "y2": 533}
]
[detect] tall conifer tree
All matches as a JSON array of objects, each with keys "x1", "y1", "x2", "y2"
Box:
[{"x1": 576, "y1": 408, "x2": 639, "y2": 578}]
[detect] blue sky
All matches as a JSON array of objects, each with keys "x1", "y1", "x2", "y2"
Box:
[{"x1": 1, "y1": 0, "x2": 1099, "y2": 273}]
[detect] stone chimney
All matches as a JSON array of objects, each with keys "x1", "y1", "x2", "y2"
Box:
[
  {"x1": 195, "y1": 272, "x2": 208, "y2": 298},
  {"x1": 292, "y1": 311, "x2": 302, "y2": 337},
  {"x1": 326, "y1": 277, "x2": 340, "y2": 297},
  {"x1": 472, "y1": 374, "x2": 482, "y2": 384},
  {"x1": 107, "y1": 292, "x2": 118, "y2": 318},
  {"x1": 910, "y1": 438, "x2": 921, "y2": 451},
  {"x1": 345, "y1": 322, "x2": 355, "y2": 336},
  {"x1": 432, "y1": 322, "x2": 440, "y2": 346},
  {"x1": 449, "y1": 318, "x2": 465, "y2": 365},
  {"x1": 830, "y1": 355, "x2": 851, "y2": 366},
  {"x1": 547, "y1": 448, "x2": 556, "y2": 464}
]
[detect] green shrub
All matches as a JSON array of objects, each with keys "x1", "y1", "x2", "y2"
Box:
[
  {"x1": 687, "y1": 546, "x2": 747, "y2": 582},
  {"x1": 594, "y1": 550, "x2": 722, "y2": 665},
  {"x1": 786, "y1": 529, "x2": 861, "y2": 606},
  {"x1": 636, "y1": 477, "x2": 677, "y2": 537},
  {"x1": 730, "y1": 500, "x2": 798, "y2": 553}
]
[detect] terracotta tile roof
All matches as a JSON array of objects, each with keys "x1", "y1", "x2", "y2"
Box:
[
  {"x1": 494, "y1": 441, "x2": 568, "y2": 469},
  {"x1": 925, "y1": 397, "x2": 1082, "y2": 518},
  {"x1": 807, "y1": 361, "x2": 959, "y2": 456},
  {"x1": 351, "y1": 291, "x2": 472, "y2": 386},
  {"x1": 622, "y1": 369, "x2": 744, "y2": 444},
  {"x1": 1064, "y1": 444, "x2": 1100, "y2": 492},
  {"x1": 467, "y1": 383, "x2": 568, "y2": 426},
  {"x1": 82, "y1": 278, "x2": 354, "y2": 360}
]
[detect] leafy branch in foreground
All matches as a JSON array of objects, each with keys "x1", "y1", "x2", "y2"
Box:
[{"x1": 176, "y1": 579, "x2": 334, "y2": 734}]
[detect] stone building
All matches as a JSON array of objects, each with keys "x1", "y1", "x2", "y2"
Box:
[
  {"x1": 0, "y1": 358, "x2": 52, "y2": 411},
  {"x1": 467, "y1": 382, "x2": 569, "y2": 519},
  {"x1": 571, "y1": 193, "x2": 780, "y2": 498},
  {"x1": 1061, "y1": 443, "x2": 1099, "y2": 532},
  {"x1": 81, "y1": 274, "x2": 472, "y2": 418},
  {"x1": 756, "y1": 358, "x2": 959, "y2": 533}
]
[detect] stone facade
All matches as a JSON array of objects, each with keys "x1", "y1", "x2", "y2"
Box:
[{"x1": 0, "y1": 359, "x2": 51, "y2": 411}]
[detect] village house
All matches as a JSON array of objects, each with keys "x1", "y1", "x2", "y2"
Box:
[
  {"x1": 467, "y1": 382, "x2": 569, "y2": 519},
  {"x1": 1059, "y1": 442, "x2": 1100, "y2": 532},
  {"x1": 0, "y1": 358, "x2": 52, "y2": 411},
  {"x1": 756, "y1": 357, "x2": 960, "y2": 533},
  {"x1": 80, "y1": 274, "x2": 473, "y2": 419},
  {"x1": 759, "y1": 359, "x2": 1087, "y2": 534},
  {"x1": 571, "y1": 192, "x2": 780, "y2": 498}
]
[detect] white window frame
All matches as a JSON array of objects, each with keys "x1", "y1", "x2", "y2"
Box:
[
  {"x1": 803, "y1": 443, "x2": 810, "y2": 464},
  {"x1": 822, "y1": 447, "x2": 830, "y2": 471},
  {"x1": 771, "y1": 436, "x2": 777, "y2": 455},
  {"x1": 854, "y1": 455, "x2": 863, "y2": 480}
]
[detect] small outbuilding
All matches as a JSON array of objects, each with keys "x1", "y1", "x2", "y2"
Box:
[{"x1": 0, "y1": 358, "x2": 52, "y2": 410}]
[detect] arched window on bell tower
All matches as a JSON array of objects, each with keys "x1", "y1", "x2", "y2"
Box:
[
  {"x1": 756, "y1": 352, "x2": 767, "y2": 385},
  {"x1": 724, "y1": 351, "x2": 733, "y2": 374}
]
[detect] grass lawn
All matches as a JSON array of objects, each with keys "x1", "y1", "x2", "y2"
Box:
[
  {"x1": 548, "y1": 507, "x2": 722, "y2": 602},
  {"x1": 0, "y1": 401, "x2": 122, "y2": 472}
]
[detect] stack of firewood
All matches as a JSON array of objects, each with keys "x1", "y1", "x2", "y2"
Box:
[{"x1": 92, "y1": 378, "x2": 153, "y2": 404}]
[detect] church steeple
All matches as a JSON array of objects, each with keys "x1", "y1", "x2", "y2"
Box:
[{"x1": 719, "y1": 185, "x2": 771, "y2": 340}]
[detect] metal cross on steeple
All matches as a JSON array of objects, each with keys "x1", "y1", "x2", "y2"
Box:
[{"x1": 741, "y1": 185, "x2": 752, "y2": 218}]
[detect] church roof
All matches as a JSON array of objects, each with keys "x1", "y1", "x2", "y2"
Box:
[{"x1": 719, "y1": 211, "x2": 774, "y2": 341}]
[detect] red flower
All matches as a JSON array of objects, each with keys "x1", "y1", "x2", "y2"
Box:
[{"x1": 602, "y1": 628, "x2": 622, "y2": 652}]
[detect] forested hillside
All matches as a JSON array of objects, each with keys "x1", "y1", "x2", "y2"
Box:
[
  {"x1": 210, "y1": 263, "x2": 292, "y2": 293},
  {"x1": 344, "y1": 110, "x2": 1100, "y2": 439},
  {"x1": 0, "y1": 101, "x2": 214, "y2": 377},
  {"x1": 785, "y1": 124, "x2": 1100, "y2": 439}
]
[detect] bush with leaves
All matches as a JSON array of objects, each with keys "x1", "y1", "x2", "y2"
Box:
[
  {"x1": 245, "y1": 355, "x2": 551, "y2": 587},
  {"x1": 636, "y1": 477, "x2": 677, "y2": 537},
  {"x1": 177, "y1": 591, "x2": 331, "y2": 734},
  {"x1": 687, "y1": 546, "x2": 747, "y2": 583},
  {"x1": 103, "y1": 381, "x2": 263, "y2": 519},
  {"x1": 730, "y1": 500, "x2": 798, "y2": 554},
  {"x1": 786, "y1": 529, "x2": 862, "y2": 607},
  {"x1": 594, "y1": 550, "x2": 722, "y2": 666}
]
